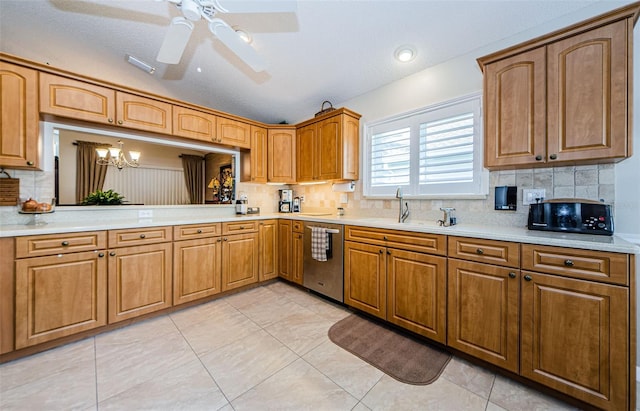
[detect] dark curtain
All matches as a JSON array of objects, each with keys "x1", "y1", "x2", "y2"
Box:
[
  {"x1": 76, "y1": 141, "x2": 109, "y2": 204},
  {"x1": 181, "y1": 154, "x2": 205, "y2": 204}
]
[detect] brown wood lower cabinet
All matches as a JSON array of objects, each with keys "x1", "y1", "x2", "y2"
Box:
[
  {"x1": 447, "y1": 259, "x2": 520, "y2": 372},
  {"x1": 291, "y1": 222, "x2": 304, "y2": 285},
  {"x1": 520, "y1": 271, "x2": 629, "y2": 410},
  {"x1": 278, "y1": 220, "x2": 292, "y2": 281},
  {"x1": 15, "y1": 250, "x2": 107, "y2": 348},
  {"x1": 221, "y1": 232, "x2": 259, "y2": 291},
  {"x1": 258, "y1": 220, "x2": 278, "y2": 281},
  {"x1": 173, "y1": 237, "x2": 222, "y2": 305},
  {"x1": 108, "y1": 243, "x2": 173, "y2": 323},
  {"x1": 344, "y1": 241, "x2": 387, "y2": 319}
]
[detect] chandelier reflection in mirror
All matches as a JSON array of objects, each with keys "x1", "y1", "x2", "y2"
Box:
[{"x1": 96, "y1": 140, "x2": 141, "y2": 169}]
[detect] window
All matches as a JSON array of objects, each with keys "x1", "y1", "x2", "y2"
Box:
[{"x1": 364, "y1": 93, "x2": 487, "y2": 198}]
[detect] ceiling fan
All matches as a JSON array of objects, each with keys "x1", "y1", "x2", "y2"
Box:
[{"x1": 156, "y1": 0, "x2": 297, "y2": 71}]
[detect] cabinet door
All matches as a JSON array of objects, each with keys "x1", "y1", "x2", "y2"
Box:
[
  {"x1": 447, "y1": 259, "x2": 520, "y2": 373},
  {"x1": 173, "y1": 105, "x2": 216, "y2": 142},
  {"x1": 248, "y1": 126, "x2": 268, "y2": 183},
  {"x1": 108, "y1": 243, "x2": 173, "y2": 323},
  {"x1": 292, "y1": 231, "x2": 304, "y2": 285},
  {"x1": 387, "y1": 249, "x2": 446, "y2": 343},
  {"x1": 0, "y1": 62, "x2": 39, "y2": 169},
  {"x1": 316, "y1": 116, "x2": 342, "y2": 180},
  {"x1": 296, "y1": 124, "x2": 315, "y2": 182},
  {"x1": 344, "y1": 241, "x2": 386, "y2": 319},
  {"x1": 547, "y1": 20, "x2": 629, "y2": 163},
  {"x1": 221, "y1": 232, "x2": 258, "y2": 291},
  {"x1": 342, "y1": 114, "x2": 360, "y2": 180},
  {"x1": 116, "y1": 92, "x2": 172, "y2": 134},
  {"x1": 15, "y1": 250, "x2": 107, "y2": 348},
  {"x1": 278, "y1": 220, "x2": 292, "y2": 280},
  {"x1": 39, "y1": 72, "x2": 116, "y2": 125},
  {"x1": 268, "y1": 128, "x2": 296, "y2": 183},
  {"x1": 217, "y1": 117, "x2": 250, "y2": 148},
  {"x1": 483, "y1": 47, "x2": 546, "y2": 169},
  {"x1": 173, "y1": 237, "x2": 222, "y2": 305},
  {"x1": 521, "y1": 271, "x2": 629, "y2": 410},
  {"x1": 258, "y1": 220, "x2": 278, "y2": 281}
]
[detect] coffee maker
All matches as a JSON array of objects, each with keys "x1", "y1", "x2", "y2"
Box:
[{"x1": 279, "y1": 189, "x2": 293, "y2": 213}]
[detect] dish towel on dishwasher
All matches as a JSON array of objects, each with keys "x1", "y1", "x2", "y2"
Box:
[{"x1": 311, "y1": 227, "x2": 328, "y2": 262}]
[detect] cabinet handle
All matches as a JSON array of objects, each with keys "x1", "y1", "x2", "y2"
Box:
[
  {"x1": 386, "y1": 250, "x2": 391, "y2": 255},
  {"x1": 535, "y1": 155, "x2": 543, "y2": 161},
  {"x1": 383, "y1": 236, "x2": 388, "y2": 241},
  {"x1": 98, "y1": 252, "x2": 105, "y2": 258},
  {"x1": 61, "y1": 241, "x2": 69, "y2": 246},
  {"x1": 109, "y1": 251, "x2": 116, "y2": 257},
  {"x1": 524, "y1": 274, "x2": 532, "y2": 281},
  {"x1": 549, "y1": 154, "x2": 557, "y2": 160},
  {"x1": 197, "y1": 229, "x2": 202, "y2": 234},
  {"x1": 379, "y1": 249, "x2": 383, "y2": 254},
  {"x1": 217, "y1": 238, "x2": 221, "y2": 242},
  {"x1": 564, "y1": 259, "x2": 574, "y2": 267},
  {"x1": 108, "y1": 118, "x2": 114, "y2": 123},
  {"x1": 140, "y1": 234, "x2": 146, "y2": 239},
  {"x1": 240, "y1": 226, "x2": 245, "y2": 229},
  {"x1": 508, "y1": 272, "x2": 516, "y2": 279},
  {"x1": 26, "y1": 161, "x2": 34, "y2": 166},
  {"x1": 476, "y1": 248, "x2": 484, "y2": 255},
  {"x1": 224, "y1": 237, "x2": 228, "y2": 241},
  {"x1": 117, "y1": 120, "x2": 123, "y2": 125}
]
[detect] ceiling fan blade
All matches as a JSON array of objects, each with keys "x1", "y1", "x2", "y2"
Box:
[
  {"x1": 206, "y1": 0, "x2": 297, "y2": 14},
  {"x1": 208, "y1": 18, "x2": 268, "y2": 72},
  {"x1": 156, "y1": 17, "x2": 194, "y2": 64}
]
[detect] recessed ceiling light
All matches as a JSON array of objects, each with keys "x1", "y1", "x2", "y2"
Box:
[
  {"x1": 394, "y1": 45, "x2": 417, "y2": 63},
  {"x1": 235, "y1": 29, "x2": 252, "y2": 44}
]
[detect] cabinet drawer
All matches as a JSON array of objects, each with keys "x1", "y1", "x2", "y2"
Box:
[
  {"x1": 346, "y1": 225, "x2": 446, "y2": 256},
  {"x1": 292, "y1": 220, "x2": 304, "y2": 233},
  {"x1": 222, "y1": 220, "x2": 258, "y2": 235},
  {"x1": 448, "y1": 236, "x2": 520, "y2": 268},
  {"x1": 173, "y1": 223, "x2": 222, "y2": 240},
  {"x1": 109, "y1": 226, "x2": 172, "y2": 248},
  {"x1": 521, "y1": 244, "x2": 628, "y2": 285},
  {"x1": 16, "y1": 231, "x2": 107, "y2": 258}
]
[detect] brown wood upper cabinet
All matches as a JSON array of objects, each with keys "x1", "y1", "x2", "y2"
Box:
[
  {"x1": 296, "y1": 108, "x2": 360, "y2": 182},
  {"x1": 479, "y1": 6, "x2": 637, "y2": 169},
  {"x1": 241, "y1": 126, "x2": 268, "y2": 183},
  {"x1": 216, "y1": 117, "x2": 251, "y2": 149},
  {"x1": 268, "y1": 127, "x2": 296, "y2": 183},
  {"x1": 173, "y1": 105, "x2": 217, "y2": 143},
  {"x1": 0, "y1": 62, "x2": 39, "y2": 169},
  {"x1": 40, "y1": 72, "x2": 172, "y2": 134}
]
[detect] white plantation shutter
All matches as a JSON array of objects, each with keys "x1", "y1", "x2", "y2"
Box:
[{"x1": 364, "y1": 93, "x2": 485, "y2": 197}]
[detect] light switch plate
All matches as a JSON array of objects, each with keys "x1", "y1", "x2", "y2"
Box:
[{"x1": 523, "y1": 189, "x2": 546, "y2": 205}]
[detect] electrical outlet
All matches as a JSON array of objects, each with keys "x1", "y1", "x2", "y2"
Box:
[
  {"x1": 339, "y1": 193, "x2": 348, "y2": 204},
  {"x1": 138, "y1": 209, "x2": 153, "y2": 219},
  {"x1": 299, "y1": 195, "x2": 305, "y2": 203},
  {"x1": 522, "y1": 189, "x2": 546, "y2": 206}
]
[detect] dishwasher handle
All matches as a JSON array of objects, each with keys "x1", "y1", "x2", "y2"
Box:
[{"x1": 306, "y1": 226, "x2": 340, "y2": 234}]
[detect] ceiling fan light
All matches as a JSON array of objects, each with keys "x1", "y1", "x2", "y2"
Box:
[{"x1": 395, "y1": 45, "x2": 416, "y2": 62}]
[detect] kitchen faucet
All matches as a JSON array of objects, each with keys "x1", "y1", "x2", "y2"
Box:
[{"x1": 396, "y1": 187, "x2": 409, "y2": 223}]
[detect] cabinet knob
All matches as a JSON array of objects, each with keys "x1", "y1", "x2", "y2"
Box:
[
  {"x1": 508, "y1": 272, "x2": 516, "y2": 279},
  {"x1": 564, "y1": 259, "x2": 574, "y2": 267},
  {"x1": 108, "y1": 118, "x2": 114, "y2": 123},
  {"x1": 61, "y1": 241, "x2": 69, "y2": 246},
  {"x1": 476, "y1": 248, "x2": 484, "y2": 255},
  {"x1": 240, "y1": 226, "x2": 245, "y2": 229},
  {"x1": 535, "y1": 155, "x2": 543, "y2": 161},
  {"x1": 140, "y1": 234, "x2": 146, "y2": 239},
  {"x1": 383, "y1": 236, "x2": 388, "y2": 241},
  {"x1": 197, "y1": 229, "x2": 202, "y2": 234},
  {"x1": 379, "y1": 249, "x2": 383, "y2": 254},
  {"x1": 386, "y1": 250, "x2": 391, "y2": 255},
  {"x1": 98, "y1": 252, "x2": 105, "y2": 258},
  {"x1": 524, "y1": 274, "x2": 532, "y2": 281},
  {"x1": 217, "y1": 238, "x2": 221, "y2": 242},
  {"x1": 224, "y1": 237, "x2": 228, "y2": 241},
  {"x1": 109, "y1": 251, "x2": 116, "y2": 257},
  {"x1": 117, "y1": 120, "x2": 123, "y2": 125},
  {"x1": 26, "y1": 161, "x2": 34, "y2": 166},
  {"x1": 549, "y1": 154, "x2": 557, "y2": 160}
]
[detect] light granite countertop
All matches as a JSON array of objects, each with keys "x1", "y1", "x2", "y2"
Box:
[{"x1": 1, "y1": 206, "x2": 638, "y2": 254}]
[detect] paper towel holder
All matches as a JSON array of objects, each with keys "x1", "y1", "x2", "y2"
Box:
[{"x1": 332, "y1": 181, "x2": 356, "y2": 192}]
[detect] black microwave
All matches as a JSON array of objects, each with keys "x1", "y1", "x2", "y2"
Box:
[{"x1": 527, "y1": 200, "x2": 613, "y2": 236}]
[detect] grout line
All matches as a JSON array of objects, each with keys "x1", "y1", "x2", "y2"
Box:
[{"x1": 93, "y1": 337, "x2": 99, "y2": 410}]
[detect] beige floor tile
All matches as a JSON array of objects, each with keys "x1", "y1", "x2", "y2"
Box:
[
  {"x1": 0, "y1": 346, "x2": 97, "y2": 411},
  {"x1": 98, "y1": 359, "x2": 228, "y2": 411},
  {"x1": 352, "y1": 402, "x2": 373, "y2": 411},
  {"x1": 441, "y1": 356, "x2": 496, "y2": 399},
  {"x1": 178, "y1": 308, "x2": 261, "y2": 355},
  {"x1": 96, "y1": 329, "x2": 199, "y2": 402},
  {"x1": 200, "y1": 329, "x2": 299, "y2": 400},
  {"x1": 235, "y1": 297, "x2": 304, "y2": 328},
  {"x1": 487, "y1": 402, "x2": 509, "y2": 411},
  {"x1": 265, "y1": 308, "x2": 335, "y2": 355},
  {"x1": 0, "y1": 338, "x2": 95, "y2": 393},
  {"x1": 170, "y1": 298, "x2": 240, "y2": 330},
  {"x1": 96, "y1": 315, "x2": 180, "y2": 347},
  {"x1": 224, "y1": 286, "x2": 288, "y2": 310},
  {"x1": 231, "y1": 358, "x2": 359, "y2": 411},
  {"x1": 303, "y1": 340, "x2": 383, "y2": 399},
  {"x1": 489, "y1": 375, "x2": 580, "y2": 411},
  {"x1": 361, "y1": 374, "x2": 487, "y2": 411}
]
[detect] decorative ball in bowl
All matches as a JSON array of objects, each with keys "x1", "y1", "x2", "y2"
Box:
[{"x1": 19, "y1": 198, "x2": 56, "y2": 214}]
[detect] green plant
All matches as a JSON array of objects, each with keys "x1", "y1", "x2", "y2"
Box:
[{"x1": 81, "y1": 189, "x2": 125, "y2": 205}]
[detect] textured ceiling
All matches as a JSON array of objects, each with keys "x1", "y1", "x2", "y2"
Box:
[{"x1": 0, "y1": 0, "x2": 634, "y2": 124}]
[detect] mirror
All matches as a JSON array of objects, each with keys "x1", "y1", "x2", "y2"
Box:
[{"x1": 49, "y1": 123, "x2": 238, "y2": 206}]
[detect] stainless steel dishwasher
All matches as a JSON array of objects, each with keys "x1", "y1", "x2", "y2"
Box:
[{"x1": 303, "y1": 221, "x2": 344, "y2": 302}]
